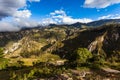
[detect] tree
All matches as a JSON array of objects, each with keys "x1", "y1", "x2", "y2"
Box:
[{"x1": 74, "y1": 48, "x2": 92, "y2": 66}]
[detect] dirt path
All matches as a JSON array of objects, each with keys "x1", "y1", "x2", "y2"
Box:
[{"x1": 101, "y1": 68, "x2": 120, "y2": 74}]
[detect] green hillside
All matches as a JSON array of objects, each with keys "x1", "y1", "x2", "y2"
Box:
[{"x1": 0, "y1": 24, "x2": 120, "y2": 80}]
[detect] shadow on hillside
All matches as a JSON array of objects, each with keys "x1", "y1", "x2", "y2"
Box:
[{"x1": 52, "y1": 27, "x2": 107, "y2": 59}]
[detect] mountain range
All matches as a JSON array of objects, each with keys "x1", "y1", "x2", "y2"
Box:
[
  {"x1": 49, "y1": 19, "x2": 120, "y2": 28},
  {"x1": 0, "y1": 19, "x2": 120, "y2": 80}
]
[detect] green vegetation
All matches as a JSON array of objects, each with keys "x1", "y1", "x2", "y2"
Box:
[
  {"x1": 0, "y1": 48, "x2": 3, "y2": 58},
  {"x1": 0, "y1": 48, "x2": 8, "y2": 70},
  {"x1": 9, "y1": 62, "x2": 65, "y2": 80},
  {"x1": 74, "y1": 48, "x2": 92, "y2": 65},
  {"x1": 20, "y1": 50, "x2": 40, "y2": 58},
  {"x1": 0, "y1": 24, "x2": 120, "y2": 79},
  {"x1": 33, "y1": 33, "x2": 40, "y2": 38}
]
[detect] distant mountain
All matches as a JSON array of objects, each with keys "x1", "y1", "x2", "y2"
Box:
[
  {"x1": 48, "y1": 19, "x2": 120, "y2": 28},
  {"x1": 67, "y1": 22, "x2": 86, "y2": 27},
  {"x1": 87, "y1": 19, "x2": 120, "y2": 27}
]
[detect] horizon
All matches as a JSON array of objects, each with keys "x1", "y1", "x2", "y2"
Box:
[{"x1": 0, "y1": 0, "x2": 120, "y2": 31}]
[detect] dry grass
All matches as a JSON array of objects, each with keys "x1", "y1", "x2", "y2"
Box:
[
  {"x1": 38, "y1": 53, "x2": 61, "y2": 62},
  {"x1": 20, "y1": 58, "x2": 38, "y2": 66},
  {"x1": 8, "y1": 53, "x2": 61, "y2": 66}
]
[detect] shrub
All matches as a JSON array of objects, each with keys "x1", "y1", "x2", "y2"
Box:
[
  {"x1": 92, "y1": 54, "x2": 105, "y2": 65},
  {"x1": 74, "y1": 48, "x2": 93, "y2": 66}
]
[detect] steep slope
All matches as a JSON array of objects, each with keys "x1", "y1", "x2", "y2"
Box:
[
  {"x1": 53, "y1": 24, "x2": 120, "y2": 62},
  {"x1": 0, "y1": 24, "x2": 120, "y2": 62},
  {"x1": 0, "y1": 24, "x2": 120, "y2": 80},
  {"x1": 0, "y1": 27, "x2": 81, "y2": 58}
]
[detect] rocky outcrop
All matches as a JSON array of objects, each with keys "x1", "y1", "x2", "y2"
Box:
[
  {"x1": 4, "y1": 37, "x2": 45, "y2": 58},
  {"x1": 88, "y1": 32, "x2": 107, "y2": 54},
  {"x1": 4, "y1": 42, "x2": 21, "y2": 54}
]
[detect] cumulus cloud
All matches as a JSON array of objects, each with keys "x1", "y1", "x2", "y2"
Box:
[
  {"x1": 0, "y1": 17, "x2": 40, "y2": 32},
  {"x1": 13, "y1": 10, "x2": 32, "y2": 18},
  {"x1": 98, "y1": 14, "x2": 120, "y2": 19},
  {"x1": 0, "y1": 0, "x2": 26, "y2": 19},
  {"x1": 0, "y1": 21, "x2": 20, "y2": 32},
  {"x1": 0, "y1": 0, "x2": 41, "y2": 32},
  {"x1": 14, "y1": 18, "x2": 39, "y2": 28},
  {"x1": 40, "y1": 10, "x2": 93, "y2": 25},
  {"x1": 0, "y1": 0, "x2": 41, "y2": 20},
  {"x1": 84, "y1": 0, "x2": 120, "y2": 8},
  {"x1": 40, "y1": 18, "x2": 57, "y2": 25}
]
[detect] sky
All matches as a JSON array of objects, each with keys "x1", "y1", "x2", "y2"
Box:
[{"x1": 0, "y1": 0, "x2": 120, "y2": 31}]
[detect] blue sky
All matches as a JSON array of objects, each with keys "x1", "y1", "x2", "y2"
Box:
[
  {"x1": 28, "y1": 0, "x2": 120, "y2": 20},
  {"x1": 0, "y1": 0, "x2": 120, "y2": 31}
]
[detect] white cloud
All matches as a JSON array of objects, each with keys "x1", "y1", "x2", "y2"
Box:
[
  {"x1": 0, "y1": 0, "x2": 40, "y2": 20},
  {"x1": 0, "y1": 21, "x2": 20, "y2": 32},
  {"x1": 99, "y1": 14, "x2": 120, "y2": 19},
  {"x1": 0, "y1": 0, "x2": 40, "y2": 32},
  {"x1": 40, "y1": 10, "x2": 93, "y2": 25},
  {"x1": 0, "y1": 0, "x2": 26, "y2": 19},
  {"x1": 50, "y1": 10, "x2": 66, "y2": 16},
  {"x1": 62, "y1": 17, "x2": 93, "y2": 24},
  {"x1": 14, "y1": 18, "x2": 39, "y2": 28},
  {"x1": 0, "y1": 16, "x2": 40, "y2": 32},
  {"x1": 13, "y1": 10, "x2": 32, "y2": 18},
  {"x1": 29, "y1": 0, "x2": 40, "y2": 2},
  {"x1": 84, "y1": 0, "x2": 120, "y2": 8},
  {"x1": 40, "y1": 18, "x2": 57, "y2": 26}
]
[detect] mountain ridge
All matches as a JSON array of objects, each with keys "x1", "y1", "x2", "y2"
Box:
[
  {"x1": 48, "y1": 19, "x2": 120, "y2": 28},
  {"x1": 0, "y1": 23, "x2": 120, "y2": 80}
]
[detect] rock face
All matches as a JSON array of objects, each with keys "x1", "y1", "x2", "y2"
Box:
[
  {"x1": 4, "y1": 42, "x2": 21, "y2": 54},
  {"x1": 88, "y1": 32, "x2": 106, "y2": 52}
]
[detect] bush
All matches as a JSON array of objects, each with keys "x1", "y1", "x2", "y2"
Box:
[
  {"x1": 92, "y1": 54, "x2": 105, "y2": 65},
  {"x1": 74, "y1": 48, "x2": 93, "y2": 66}
]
